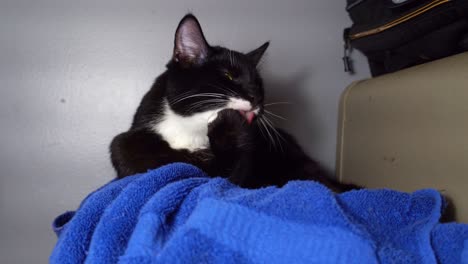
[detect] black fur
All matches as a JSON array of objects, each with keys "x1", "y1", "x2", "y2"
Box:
[{"x1": 110, "y1": 14, "x2": 357, "y2": 192}]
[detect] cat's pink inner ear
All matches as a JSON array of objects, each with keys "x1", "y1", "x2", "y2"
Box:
[{"x1": 174, "y1": 16, "x2": 209, "y2": 64}]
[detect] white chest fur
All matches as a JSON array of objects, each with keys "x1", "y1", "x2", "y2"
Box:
[{"x1": 152, "y1": 101, "x2": 220, "y2": 152}]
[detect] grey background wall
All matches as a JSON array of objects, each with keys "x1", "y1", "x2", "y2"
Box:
[{"x1": 0, "y1": 0, "x2": 369, "y2": 262}]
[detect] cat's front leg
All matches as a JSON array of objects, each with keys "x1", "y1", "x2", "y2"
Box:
[
  {"x1": 207, "y1": 109, "x2": 254, "y2": 154},
  {"x1": 207, "y1": 109, "x2": 255, "y2": 184}
]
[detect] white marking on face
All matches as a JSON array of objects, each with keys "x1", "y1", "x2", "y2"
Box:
[{"x1": 227, "y1": 98, "x2": 252, "y2": 111}]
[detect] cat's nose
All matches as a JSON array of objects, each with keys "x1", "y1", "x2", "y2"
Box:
[
  {"x1": 246, "y1": 95, "x2": 256, "y2": 103},
  {"x1": 245, "y1": 91, "x2": 257, "y2": 104},
  {"x1": 248, "y1": 95, "x2": 262, "y2": 107}
]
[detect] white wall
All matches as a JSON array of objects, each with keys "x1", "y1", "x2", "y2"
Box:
[{"x1": 0, "y1": 0, "x2": 369, "y2": 262}]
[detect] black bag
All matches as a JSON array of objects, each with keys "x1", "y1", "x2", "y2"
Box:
[{"x1": 344, "y1": 0, "x2": 468, "y2": 76}]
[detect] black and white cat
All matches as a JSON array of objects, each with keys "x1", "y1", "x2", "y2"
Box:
[{"x1": 110, "y1": 14, "x2": 356, "y2": 191}]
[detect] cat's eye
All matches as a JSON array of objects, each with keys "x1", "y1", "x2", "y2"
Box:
[{"x1": 224, "y1": 72, "x2": 234, "y2": 81}]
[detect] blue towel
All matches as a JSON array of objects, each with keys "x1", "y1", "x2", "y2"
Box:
[{"x1": 51, "y1": 163, "x2": 468, "y2": 263}]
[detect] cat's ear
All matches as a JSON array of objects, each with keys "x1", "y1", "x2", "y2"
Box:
[
  {"x1": 246, "y1": 42, "x2": 269, "y2": 66},
  {"x1": 173, "y1": 14, "x2": 210, "y2": 66}
]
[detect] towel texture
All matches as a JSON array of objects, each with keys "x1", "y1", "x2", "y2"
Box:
[{"x1": 51, "y1": 163, "x2": 468, "y2": 263}]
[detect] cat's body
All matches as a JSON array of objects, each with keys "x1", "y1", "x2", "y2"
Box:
[{"x1": 110, "y1": 14, "x2": 356, "y2": 192}]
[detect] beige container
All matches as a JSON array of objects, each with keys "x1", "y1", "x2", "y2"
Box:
[{"x1": 337, "y1": 52, "x2": 468, "y2": 222}]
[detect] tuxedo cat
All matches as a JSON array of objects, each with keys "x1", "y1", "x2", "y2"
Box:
[{"x1": 110, "y1": 14, "x2": 356, "y2": 192}]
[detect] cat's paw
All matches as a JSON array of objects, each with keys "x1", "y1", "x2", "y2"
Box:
[
  {"x1": 209, "y1": 109, "x2": 246, "y2": 129},
  {"x1": 208, "y1": 109, "x2": 252, "y2": 153}
]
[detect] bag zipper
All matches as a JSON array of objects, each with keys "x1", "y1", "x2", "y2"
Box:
[
  {"x1": 342, "y1": 0, "x2": 452, "y2": 73},
  {"x1": 349, "y1": 0, "x2": 452, "y2": 40}
]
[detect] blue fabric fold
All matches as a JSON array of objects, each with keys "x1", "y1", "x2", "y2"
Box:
[{"x1": 51, "y1": 163, "x2": 468, "y2": 264}]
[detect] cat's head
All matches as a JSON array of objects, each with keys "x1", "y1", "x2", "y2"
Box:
[{"x1": 165, "y1": 14, "x2": 269, "y2": 124}]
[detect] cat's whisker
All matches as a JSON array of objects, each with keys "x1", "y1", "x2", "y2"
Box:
[
  {"x1": 221, "y1": 87, "x2": 238, "y2": 97},
  {"x1": 186, "y1": 101, "x2": 225, "y2": 112},
  {"x1": 264, "y1": 120, "x2": 280, "y2": 152},
  {"x1": 262, "y1": 116, "x2": 285, "y2": 152},
  {"x1": 172, "y1": 93, "x2": 227, "y2": 104},
  {"x1": 206, "y1": 83, "x2": 238, "y2": 98},
  {"x1": 259, "y1": 117, "x2": 276, "y2": 151},
  {"x1": 257, "y1": 119, "x2": 276, "y2": 152},
  {"x1": 187, "y1": 98, "x2": 229, "y2": 106},
  {"x1": 169, "y1": 91, "x2": 194, "y2": 104},
  {"x1": 187, "y1": 105, "x2": 215, "y2": 113},
  {"x1": 257, "y1": 118, "x2": 270, "y2": 149},
  {"x1": 205, "y1": 84, "x2": 233, "y2": 96},
  {"x1": 264, "y1": 102, "x2": 292, "y2": 107},
  {"x1": 264, "y1": 110, "x2": 287, "y2": 121},
  {"x1": 188, "y1": 100, "x2": 227, "y2": 110},
  {"x1": 263, "y1": 116, "x2": 285, "y2": 141},
  {"x1": 256, "y1": 121, "x2": 268, "y2": 143},
  {"x1": 185, "y1": 99, "x2": 228, "y2": 112}
]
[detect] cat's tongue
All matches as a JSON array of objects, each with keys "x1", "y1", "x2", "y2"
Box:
[{"x1": 239, "y1": 110, "x2": 255, "y2": 124}]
